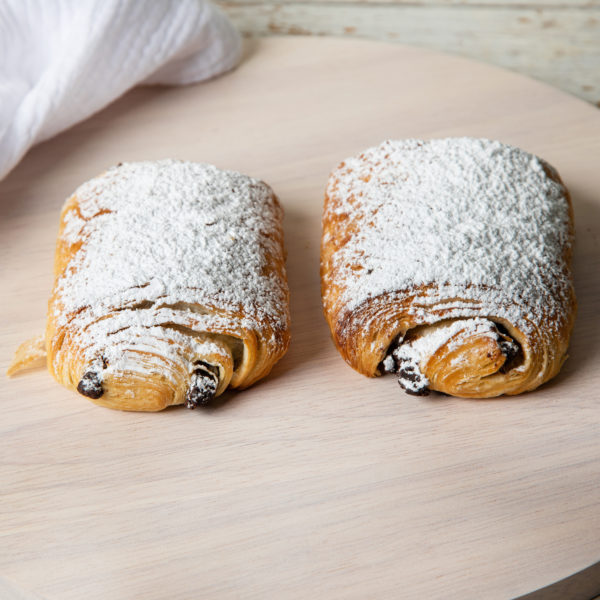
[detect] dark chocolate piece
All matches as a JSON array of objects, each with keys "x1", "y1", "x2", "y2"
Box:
[
  {"x1": 396, "y1": 356, "x2": 430, "y2": 396},
  {"x1": 378, "y1": 333, "x2": 404, "y2": 374},
  {"x1": 499, "y1": 339, "x2": 519, "y2": 362},
  {"x1": 77, "y1": 371, "x2": 103, "y2": 399},
  {"x1": 494, "y1": 323, "x2": 523, "y2": 373},
  {"x1": 499, "y1": 338, "x2": 523, "y2": 374},
  {"x1": 186, "y1": 362, "x2": 219, "y2": 409},
  {"x1": 399, "y1": 383, "x2": 430, "y2": 397}
]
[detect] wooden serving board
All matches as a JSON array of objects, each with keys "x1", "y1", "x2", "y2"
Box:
[{"x1": 1, "y1": 37, "x2": 599, "y2": 600}]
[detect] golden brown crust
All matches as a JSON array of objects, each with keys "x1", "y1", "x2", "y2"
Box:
[
  {"x1": 12, "y1": 161, "x2": 290, "y2": 411},
  {"x1": 320, "y1": 139, "x2": 576, "y2": 398}
]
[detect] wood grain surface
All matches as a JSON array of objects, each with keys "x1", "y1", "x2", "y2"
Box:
[
  {"x1": 217, "y1": 0, "x2": 600, "y2": 105},
  {"x1": 1, "y1": 37, "x2": 600, "y2": 600}
]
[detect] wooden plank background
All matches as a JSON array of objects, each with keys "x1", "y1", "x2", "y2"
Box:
[{"x1": 216, "y1": 0, "x2": 600, "y2": 106}]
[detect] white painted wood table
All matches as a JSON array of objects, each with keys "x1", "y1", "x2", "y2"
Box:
[
  {"x1": 1, "y1": 37, "x2": 600, "y2": 600},
  {"x1": 218, "y1": 0, "x2": 600, "y2": 105}
]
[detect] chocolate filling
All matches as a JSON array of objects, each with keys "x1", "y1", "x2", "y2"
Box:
[
  {"x1": 186, "y1": 361, "x2": 220, "y2": 409},
  {"x1": 77, "y1": 371, "x2": 103, "y2": 399},
  {"x1": 378, "y1": 335, "x2": 431, "y2": 395},
  {"x1": 498, "y1": 339, "x2": 523, "y2": 373},
  {"x1": 380, "y1": 320, "x2": 524, "y2": 395},
  {"x1": 378, "y1": 333, "x2": 403, "y2": 374},
  {"x1": 396, "y1": 356, "x2": 430, "y2": 396},
  {"x1": 495, "y1": 323, "x2": 523, "y2": 373}
]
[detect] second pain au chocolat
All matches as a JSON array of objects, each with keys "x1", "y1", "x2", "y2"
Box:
[
  {"x1": 8, "y1": 160, "x2": 290, "y2": 410},
  {"x1": 320, "y1": 138, "x2": 576, "y2": 398}
]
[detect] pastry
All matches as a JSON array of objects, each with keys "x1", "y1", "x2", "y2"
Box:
[
  {"x1": 320, "y1": 138, "x2": 576, "y2": 397},
  {"x1": 8, "y1": 160, "x2": 290, "y2": 410}
]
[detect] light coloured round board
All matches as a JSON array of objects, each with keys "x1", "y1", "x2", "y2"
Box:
[{"x1": 1, "y1": 37, "x2": 599, "y2": 600}]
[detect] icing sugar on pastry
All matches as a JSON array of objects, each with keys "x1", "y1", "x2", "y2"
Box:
[
  {"x1": 323, "y1": 138, "x2": 573, "y2": 340},
  {"x1": 12, "y1": 160, "x2": 293, "y2": 410},
  {"x1": 44, "y1": 159, "x2": 291, "y2": 408},
  {"x1": 58, "y1": 160, "x2": 287, "y2": 332},
  {"x1": 321, "y1": 137, "x2": 576, "y2": 397}
]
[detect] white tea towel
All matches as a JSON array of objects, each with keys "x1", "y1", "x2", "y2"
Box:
[{"x1": 0, "y1": 0, "x2": 242, "y2": 180}]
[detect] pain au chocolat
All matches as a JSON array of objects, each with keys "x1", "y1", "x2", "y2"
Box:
[
  {"x1": 320, "y1": 138, "x2": 576, "y2": 397},
  {"x1": 8, "y1": 160, "x2": 290, "y2": 410}
]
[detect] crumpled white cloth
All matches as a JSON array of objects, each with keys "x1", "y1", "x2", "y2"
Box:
[{"x1": 0, "y1": 0, "x2": 241, "y2": 180}]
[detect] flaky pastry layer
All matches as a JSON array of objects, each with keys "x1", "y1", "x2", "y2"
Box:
[
  {"x1": 10, "y1": 160, "x2": 290, "y2": 410},
  {"x1": 320, "y1": 139, "x2": 576, "y2": 397}
]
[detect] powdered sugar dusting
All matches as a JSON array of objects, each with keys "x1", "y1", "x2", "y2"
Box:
[
  {"x1": 323, "y1": 138, "x2": 574, "y2": 343},
  {"x1": 54, "y1": 160, "x2": 289, "y2": 374}
]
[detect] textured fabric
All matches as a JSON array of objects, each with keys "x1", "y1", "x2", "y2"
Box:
[{"x1": 0, "y1": 0, "x2": 241, "y2": 179}]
